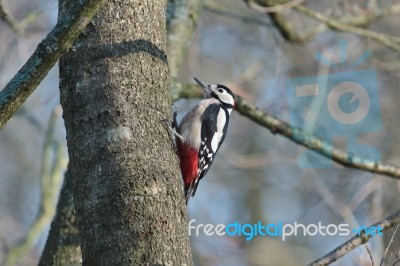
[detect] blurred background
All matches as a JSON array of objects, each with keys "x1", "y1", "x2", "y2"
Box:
[{"x1": 1, "y1": 0, "x2": 399, "y2": 265}]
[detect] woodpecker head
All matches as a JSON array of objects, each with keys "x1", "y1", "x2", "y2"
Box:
[{"x1": 194, "y1": 77, "x2": 236, "y2": 108}]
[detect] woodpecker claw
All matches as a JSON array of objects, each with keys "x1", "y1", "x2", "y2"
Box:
[
  {"x1": 161, "y1": 104, "x2": 183, "y2": 154},
  {"x1": 162, "y1": 122, "x2": 177, "y2": 152},
  {"x1": 172, "y1": 104, "x2": 178, "y2": 130}
]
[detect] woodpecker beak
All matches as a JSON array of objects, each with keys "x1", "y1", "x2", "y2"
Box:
[{"x1": 194, "y1": 77, "x2": 211, "y2": 92}]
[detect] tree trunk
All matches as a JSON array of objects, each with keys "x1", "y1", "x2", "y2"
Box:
[{"x1": 59, "y1": 0, "x2": 192, "y2": 265}]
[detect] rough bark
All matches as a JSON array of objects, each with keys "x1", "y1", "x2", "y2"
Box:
[
  {"x1": 38, "y1": 170, "x2": 81, "y2": 266},
  {"x1": 59, "y1": 0, "x2": 192, "y2": 265}
]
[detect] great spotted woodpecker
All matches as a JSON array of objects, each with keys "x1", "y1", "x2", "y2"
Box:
[{"x1": 174, "y1": 77, "x2": 235, "y2": 204}]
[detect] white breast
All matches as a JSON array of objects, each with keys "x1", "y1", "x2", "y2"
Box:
[{"x1": 178, "y1": 98, "x2": 220, "y2": 149}]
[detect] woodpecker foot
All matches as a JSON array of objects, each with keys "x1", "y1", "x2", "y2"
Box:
[
  {"x1": 169, "y1": 104, "x2": 185, "y2": 143},
  {"x1": 162, "y1": 119, "x2": 177, "y2": 151},
  {"x1": 161, "y1": 104, "x2": 181, "y2": 153},
  {"x1": 172, "y1": 104, "x2": 178, "y2": 130}
]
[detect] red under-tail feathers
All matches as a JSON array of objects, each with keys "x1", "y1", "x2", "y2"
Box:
[{"x1": 176, "y1": 137, "x2": 198, "y2": 204}]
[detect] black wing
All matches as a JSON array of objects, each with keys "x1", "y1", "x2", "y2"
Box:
[{"x1": 189, "y1": 103, "x2": 229, "y2": 198}]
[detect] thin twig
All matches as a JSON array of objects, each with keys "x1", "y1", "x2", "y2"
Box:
[
  {"x1": 248, "y1": 0, "x2": 328, "y2": 43},
  {"x1": 247, "y1": 0, "x2": 400, "y2": 49},
  {"x1": 365, "y1": 245, "x2": 375, "y2": 266},
  {"x1": 0, "y1": 0, "x2": 106, "y2": 129},
  {"x1": 305, "y1": 173, "x2": 359, "y2": 228},
  {"x1": 308, "y1": 210, "x2": 400, "y2": 266},
  {"x1": 293, "y1": 5, "x2": 400, "y2": 52},
  {"x1": 0, "y1": 0, "x2": 17, "y2": 32},
  {"x1": 247, "y1": 0, "x2": 306, "y2": 13},
  {"x1": 349, "y1": 178, "x2": 382, "y2": 211},
  {"x1": 338, "y1": 3, "x2": 400, "y2": 27},
  {"x1": 380, "y1": 224, "x2": 400, "y2": 266}
]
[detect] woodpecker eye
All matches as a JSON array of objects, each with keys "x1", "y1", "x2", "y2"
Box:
[{"x1": 218, "y1": 88, "x2": 224, "y2": 93}]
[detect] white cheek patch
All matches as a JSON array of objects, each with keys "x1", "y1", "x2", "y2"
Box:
[{"x1": 219, "y1": 93, "x2": 234, "y2": 106}]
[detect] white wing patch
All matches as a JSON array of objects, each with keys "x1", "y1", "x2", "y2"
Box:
[
  {"x1": 211, "y1": 132, "x2": 222, "y2": 152},
  {"x1": 210, "y1": 109, "x2": 226, "y2": 152}
]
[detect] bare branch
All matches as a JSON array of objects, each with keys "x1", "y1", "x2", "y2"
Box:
[
  {"x1": 173, "y1": 83, "x2": 400, "y2": 180},
  {"x1": 237, "y1": 97, "x2": 400, "y2": 179},
  {"x1": 247, "y1": 0, "x2": 400, "y2": 50},
  {"x1": 167, "y1": 0, "x2": 203, "y2": 81},
  {"x1": 246, "y1": 0, "x2": 327, "y2": 43},
  {"x1": 251, "y1": 0, "x2": 400, "y2": 27},
  {"x1": 0, "y1": 0, "x2": 106, "y2": 129},
  {"x1": 338, "y1": 3, "x2": 400, "y2": 27},
  {"x1": 0, "y1": 0, "x2": 17, "y2": 31},
  {"x1": 308, "y1": 210, "x2": 400, "y2": 266},
  {"x1": 268, "y1": 11, "x2": 326, "y2": 43},
  {"x1": 204, "y1": 2, "x2": 270, "y2": 27},
  {"x1": 246, "y1": 0, "x2": 305, "y2": 13},
  {"x1": 294, "y1": 4, "x2": 400, "y2": 52}
]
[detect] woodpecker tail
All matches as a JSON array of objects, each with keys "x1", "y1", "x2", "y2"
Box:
[
  {"x1": 184, "y1": 184, "x2": 193, "y2": 205},
  {"x1": 176, "y1": 137, "x2": 199, "y2": 205},
  {"x1": 184, "y1": 180, "x2": 200, "y2": 205}
]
